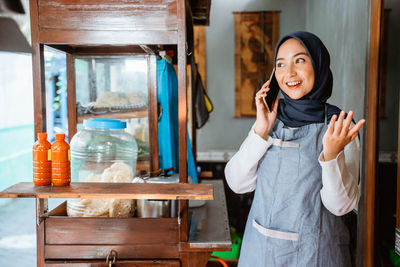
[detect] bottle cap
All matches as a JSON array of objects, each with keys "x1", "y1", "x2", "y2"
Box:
[
  {"x1": 55, "y1": 134, "x2": 65, "y2": 140},
  {"x1": 37, "y1": 133, "x2": 47, "y2": 140}
]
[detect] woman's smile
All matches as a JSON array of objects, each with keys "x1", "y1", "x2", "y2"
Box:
[
  {"x1": 286, "y1": 80, "x2": 302, "y2": 88},
  {"x1": 275, "y1": 38, "x2": 315, "y2": 100}
]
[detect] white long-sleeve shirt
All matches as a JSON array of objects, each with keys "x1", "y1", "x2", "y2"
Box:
[{"x1": 224, "y1": 125, "x2": 360, "y2": 216}]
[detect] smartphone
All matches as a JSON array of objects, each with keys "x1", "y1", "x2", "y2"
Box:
[{"x1": 263, "y1": 68, "x2": 280, "y2": 112}]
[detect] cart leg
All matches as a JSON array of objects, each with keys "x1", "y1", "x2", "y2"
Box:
[
  {"x1": 36, "y1": 198, "x2": 47, "y2": 267},
  {"x1": 180, "y1": 252, "x2": 212, "y2": 267}
]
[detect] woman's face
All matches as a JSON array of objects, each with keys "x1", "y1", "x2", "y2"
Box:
[{"x1": 275, "y1": 38, "x2": 315, "y2": 100}]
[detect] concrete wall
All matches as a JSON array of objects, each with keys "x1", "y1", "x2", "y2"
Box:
[
  {"x1": 379, "y1": 0, "x2": 400, "y2": 152},
  {"x1": 305, "y1": 0, "x2": 369, "y2": 127},
  {"x1": 0, "y1": 53, "x2": 33, "y2": 129},
  {"x1": 197, "y1": 0, "x2": 369, "y2": 153},
  {"x1": 0, "y1": 125, "x2": 34, "y2": 207},
  {"x1": 197, "y1": 0, "x2": 307, "y2": 152}
]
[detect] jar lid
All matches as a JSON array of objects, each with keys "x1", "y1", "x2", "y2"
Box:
[{"x1": 83, "y1": 118, "x2": 126, "y2": 129}]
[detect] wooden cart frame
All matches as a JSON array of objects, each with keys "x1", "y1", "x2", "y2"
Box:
[{"x1": 0, "y1": 1, "x2": 230, "y2": 266}]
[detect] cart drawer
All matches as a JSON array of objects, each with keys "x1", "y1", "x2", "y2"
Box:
[
  {"x1": 44, "y1": 202, "x2": 180, "y2": 259},
  {"x1": 45, "y1": 217, "x2": 179, "y2": 245},
  {"x1": 45, "y1": 244, "x2": 180, "y2": 259}
]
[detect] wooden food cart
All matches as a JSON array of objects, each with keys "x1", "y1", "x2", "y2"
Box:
[{"x1": 0, "y1": 0, "x2": 231, "y2": 266}]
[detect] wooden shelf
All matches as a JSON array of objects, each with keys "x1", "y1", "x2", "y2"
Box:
[
  {"x1": 0, "y1": 182, "x2": 213, "y2": 200},
  {"x1": 77, "y1": 109, "x2": 149, "y2": 123},
  {"x1": 77, "y1": 109, "x2": 148, "y2": 123},
  {"x1": 186, "y1": 180, "x2": 231, "y2": 251}
]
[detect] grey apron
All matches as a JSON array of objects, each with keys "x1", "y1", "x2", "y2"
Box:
[{"x1": 238, "y1": 119, "x2": 351, "y2": 267}]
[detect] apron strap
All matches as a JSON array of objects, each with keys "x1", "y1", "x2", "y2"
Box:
[{"x1": 324, "y1": 104, "x2": 328, "y2": 125}]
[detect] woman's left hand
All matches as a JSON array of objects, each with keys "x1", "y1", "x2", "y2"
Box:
[{"x1": 322, "y1": 110, "x2": 366, "y2": 161}]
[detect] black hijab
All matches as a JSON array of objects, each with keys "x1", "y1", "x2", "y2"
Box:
[{"x1": 271, "y1": 31, "x2": 341, "y2": 127}]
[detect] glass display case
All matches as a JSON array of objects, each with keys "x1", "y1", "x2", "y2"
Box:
[
  {"x1": 74, "y1": 55, "x2": 154, "y2": 173},
  {"x1": 75, "y1": 56, "x2": 148, "y2": 121}
]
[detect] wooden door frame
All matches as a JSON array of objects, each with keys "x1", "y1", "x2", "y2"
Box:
[{"x1": 363, "y1": 0, "x2": 383, "y2": 266}]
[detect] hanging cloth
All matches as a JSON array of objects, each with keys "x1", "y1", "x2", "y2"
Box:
[
  {"x1": 194, "y1": 69, "x2": 213, "y2": 129},
  {"x1": 156, "y1": 59, "x2": 198, "y2": 183}
]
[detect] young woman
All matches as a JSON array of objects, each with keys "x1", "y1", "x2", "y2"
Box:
[{"x1": 225, "y1": 31, "x2": 365, "y2": 267}]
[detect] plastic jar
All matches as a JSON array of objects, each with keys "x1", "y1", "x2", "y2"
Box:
[{"x1": 70, "y1": 118, "x2": 138, "y2": 182}]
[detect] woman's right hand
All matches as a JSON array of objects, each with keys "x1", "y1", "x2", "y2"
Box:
[{"x1": 254, "y1": 80, "x2": 279, "y2": 140}]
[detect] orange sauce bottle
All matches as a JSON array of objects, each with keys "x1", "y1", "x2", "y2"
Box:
[
  {"x1": 51, "y1": 134, "x2": 71, "y2": 186},
  {"x1": 32, "y1": 133, "x2": 51, "y2": 186}
]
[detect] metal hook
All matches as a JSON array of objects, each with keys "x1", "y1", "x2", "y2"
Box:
[
  {"x1": 105, "y1": 249, "x2": 117, "y2": 266},
  {"x1": 186, "y1": 42, "x2": 192, "y2": 56}
]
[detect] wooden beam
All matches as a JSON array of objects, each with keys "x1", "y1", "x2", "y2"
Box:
[
  {"x1": 37, "y1": 0, "x2": 178, "y2": 32},
  {"x1": 30, "y1": 0, "x2": 46, "y2": 136},
  {"x1": 66, "y1": 54, "x2": 77, "y2": 141},
  {"x1": 71, "y1": 45, "x2": 155, "y2": 55},
  {"x1": 397, "y1": 91, "x2": 400, "y2": 228},
  {"x1": 365, "y1": 0, "x2": 383, "y2": 265},
  {"x1": 36, "y1": 198, "x2": 47, "y2": 267},
  {"x1": 178, "y1": 0, "x2": 188, "y2": 184},
  {"x1": 178, "y1": 0, "x2": 188, "y2": 244},
  {"x1": 148, "y1": 55, "x2": 159, "y2": 172},
  {"x1": 45, "y1": 244, "x2": 179, "y2": 259},
  {"x1": 39, "y1": 29, "x2": 178, "y2": 45}
]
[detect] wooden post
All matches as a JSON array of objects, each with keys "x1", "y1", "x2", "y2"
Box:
[
  {"x1": 365, "y1": 0, "x2": 383, "y2": 265},
  {"x1": 36, "y1": 198, "x2": 47, "y2": 267},
  {"x1": 177, "y1": 0, "x2": 188, "y2": 244},
  {"x1": 396, "y1": 91, "x2": 400, "y2": 229},
  {"x1": 30, "y1": 0, "x2": 46, "y2": 135},
  {"x1": 30, "y1": 1, "x2": 47, "y2": 264},
  {"x1": 177, "y1": 0, "x2": 188, "y2": 183},
  {"x1": 66, "y1": 54, "x2": 77, "y2": 141},
  {"x1": 148, "y1": 54, "x2": 159, "y2": 172}
]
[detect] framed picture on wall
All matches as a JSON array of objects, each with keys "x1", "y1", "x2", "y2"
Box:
[{"x1": 233, "y1": 11, "x2": 280, "y2": 117}]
